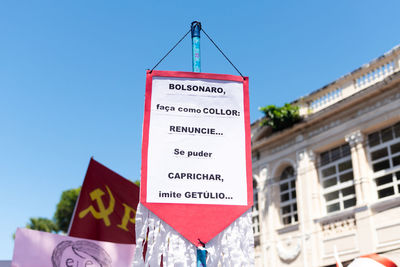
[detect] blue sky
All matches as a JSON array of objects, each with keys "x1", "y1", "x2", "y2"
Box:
[{"x1": 1, "y1": 0, "x2": 400, "y2": 260}]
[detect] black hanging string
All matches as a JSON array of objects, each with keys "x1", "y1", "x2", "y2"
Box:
[
  {"x1": 149, "y1": 28, "x2": 191, "y2": 73},
  {"x1": 149, "y1": 22, "x2": 245, "y2": 78},
  {"x1": 201, "y1": 28, "x2": 244, "y2": 78}
]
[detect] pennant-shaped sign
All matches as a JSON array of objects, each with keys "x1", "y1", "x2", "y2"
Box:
[
  {"x1": 141, "y1": 70, "x2": 253, "y2": 245},
  {"x1": 12, "y1": 228, "x2": 135, "y2": 267},
  {"x1": 68, "y1": 158, "x2": 139, "y2": 244}
]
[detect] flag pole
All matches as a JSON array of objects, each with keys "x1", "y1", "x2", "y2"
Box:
[
  {"x1": 191, "y1": 21, "x2": 201, "y2": 73},
  {"x1": 191, "y1": 20, "x2": 207, "y2": 267}
]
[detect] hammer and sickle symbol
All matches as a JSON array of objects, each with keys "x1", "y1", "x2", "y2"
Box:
[{"x1": 78, "y1": 185, "x2": 115, "y2": 226}]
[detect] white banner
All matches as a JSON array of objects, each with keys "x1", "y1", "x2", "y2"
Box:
[{"x1": 146, "y1": 76, "x2": 248, "y2": 205}]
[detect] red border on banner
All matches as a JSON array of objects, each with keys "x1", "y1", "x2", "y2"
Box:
[{"x1": 140, "y1": 70, "x2": 252, "y2": 245}]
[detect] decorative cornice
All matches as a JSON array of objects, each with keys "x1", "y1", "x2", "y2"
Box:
[
  {"x1": 258, "y1": 167, "x2": 268, "y2": 190},
  {"x1": 314, "y1": 205, "x2": 367, "y2": 224},
  {"x1": 345, "y1": 130, "x2": 364, "y2": 147},
  {"x1": 276, "y1": 223, "x2": 300, "y2": 235},
  {"x1": 308, "y1": 150, "x2": 315, "y2": 162},
  {"x1": 369, "y1": 195, "x2": 400, "y2": 212},
  {"x1": 296, "y1": 150, "x2": 306, "y2": 163},
  {"x1": 296, "y1": 149, "x2": 315, "y2": 165}
]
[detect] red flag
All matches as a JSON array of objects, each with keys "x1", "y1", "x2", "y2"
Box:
[{"x1": 68, "y1": 158, "x2": 139, "y2": 244}]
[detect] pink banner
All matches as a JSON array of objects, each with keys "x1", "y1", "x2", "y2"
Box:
[{"x1": 12, "y1": 228, "x2": 135, "y2": 267}]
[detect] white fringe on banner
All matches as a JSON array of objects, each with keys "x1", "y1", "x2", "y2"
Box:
[{"x1": 132, "y1": 203, "x2": 255, "y2": 267}]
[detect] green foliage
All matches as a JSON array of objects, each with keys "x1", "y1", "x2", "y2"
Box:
[
  {"x1": 26, "y1": 217, "x2": 58, "y2": 233},
  {"x1": 134, "y1": 180, "x2": 140, "y2": 186},
  {"x1": 54, "y1": 187, "x2": 81, "y2": 233},
  {"x1": 259, "y1": 103, "x2": 301, "y2": 132}
]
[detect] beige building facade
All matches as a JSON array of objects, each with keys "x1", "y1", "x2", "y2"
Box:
[{"x1": 251, "y1": 45, "x2": 400, "y2": 266}]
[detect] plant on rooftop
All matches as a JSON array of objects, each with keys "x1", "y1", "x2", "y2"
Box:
[{"x1": 259, "y1": 103, "x2": 301, "y2": 132}]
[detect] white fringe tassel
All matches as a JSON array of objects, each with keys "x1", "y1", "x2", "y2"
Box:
[{"x1": 132, "y1": 203, "x2": 254, "y2": 267}]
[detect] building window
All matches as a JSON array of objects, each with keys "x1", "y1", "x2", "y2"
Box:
[
  {"x1": 279, "y1": 166, "x2": 298, "y2": 225},
  {"x1": 368, "y1": 122, "x2": 400, "y2": 199},
  {"x1": 319, "y1": 144, "x2": 356, "y2": 213},
  {"x1": 252, "y1": 179, "x2": 260, "y2": 237}
]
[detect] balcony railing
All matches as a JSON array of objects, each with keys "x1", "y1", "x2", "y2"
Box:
[{"x1": 296, "y1": 45, "x2": 400, "y2": 116}]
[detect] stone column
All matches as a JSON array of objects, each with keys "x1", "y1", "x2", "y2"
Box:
[
  {"x1": 345, "y1": 130, "x2": 375, "y2": 253},
  {"x1": 345, "y1": 130, "x2": 366, "y2": 204},
  {"x1": 257, "y1": 167, "x2": 267, "y2": 265},
  {"x1": 296, "y1": 150, "x2": 310, "y2": 227},
  {"x1": 296, "y1": 149, "x2": 320, "y2": 267},
  {"x1": 255, "y1": 166, "x2": 271, "y2": 267},
  {"x1": 264, "y1": 165, "x2": 281, "y2": 267},
  {"x1": 355, "y1": 134, "x2": 373, "y2": 203}
]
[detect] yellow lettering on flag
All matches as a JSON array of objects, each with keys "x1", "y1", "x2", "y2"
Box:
[{"x1": 117, "y1": 203, "x2": 136, "y2": 232}]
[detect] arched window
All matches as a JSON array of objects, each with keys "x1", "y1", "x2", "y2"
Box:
[{"x1": 279, "y1": 166, "x2": 298, "y2": 225}]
